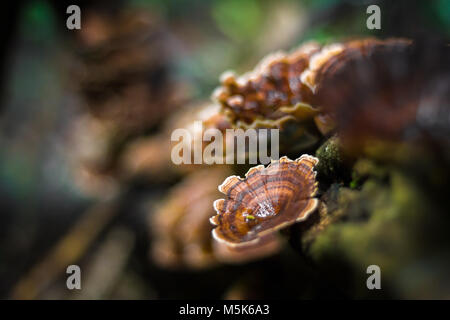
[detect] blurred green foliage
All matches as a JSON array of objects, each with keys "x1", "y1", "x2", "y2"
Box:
[
  {"x1": 19, "y1": 0, "x2": 56, "y2": 43},
  {"x1": 212, "y1": 0, "x2": 263, "y2": 42}
]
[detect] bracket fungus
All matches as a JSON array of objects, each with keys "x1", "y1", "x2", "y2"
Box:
[
  {"x1": 150, "y1": 168, "x2": 231, "y2": 269},
  {"x1": 304, "y1": 38, "x2": 450, "y2": 149},
  {"x1": 213, "y1": 38, "x2": 450, "y2": 144},
  {"x1": 213, "y1": 43, "x2": 321, "y2": 129},
  {"x1": 210, "y1": 155, "x2": 319, "y2": 247}
]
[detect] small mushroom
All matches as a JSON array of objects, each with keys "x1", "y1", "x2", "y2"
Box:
[
  {"x1": 210, "y1": 155, "x2": 319, "y2": 247},
  {"x1": 213, "y1": 42, "x2": 321, "y2": 128},
  {"x1": 301, "y1": 38, "x2": 450, "y2": 149},
  {"x1": 305, "y1": 38, "x2": 416, "y2": 142}
]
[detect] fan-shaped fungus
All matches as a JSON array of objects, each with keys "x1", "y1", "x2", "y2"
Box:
[
  {"x1": 150, "y1": 168, "x2": 231, "y2": 269},
  {"x1": 210, "y1": 155, "x2": 319, "y2": 246},
  {"x1": 301, "y1": 38, "x2": 450, "y2": 147},
  {"x1": 213, "y1": 43, "x2": 321, "y2": 128}
]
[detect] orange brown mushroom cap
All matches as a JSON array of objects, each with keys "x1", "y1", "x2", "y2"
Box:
[
  {"x1": 307, "y1": 38, "x2": 450, "y2": 147},
  {"x1": 210, "y1": 155, "x2": 319, "y2": 247}
]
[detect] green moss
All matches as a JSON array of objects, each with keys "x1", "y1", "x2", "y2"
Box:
[
  {"x1": 315, "y1": 136, "x2": 350, "y2": 183},
  {"x1": 308, "y1": 168, "x2": 440, "y2": 297}
]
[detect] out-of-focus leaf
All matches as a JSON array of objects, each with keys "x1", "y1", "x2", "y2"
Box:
[{"x1": 212, "y1": 0, "x2": 263, "y2": 42}]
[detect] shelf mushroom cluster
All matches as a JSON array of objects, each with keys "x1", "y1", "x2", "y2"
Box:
[
  {"x1": 214, "y1": 38, "x2": 450, "y2": 147},
  {"x1": 206, "y1": 38, "x2": 450, "y2": 259}
]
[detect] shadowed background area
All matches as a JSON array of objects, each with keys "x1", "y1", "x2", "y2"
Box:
[{"x1": 0, "y1": 0, "x2": 449, "y2": 299}]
